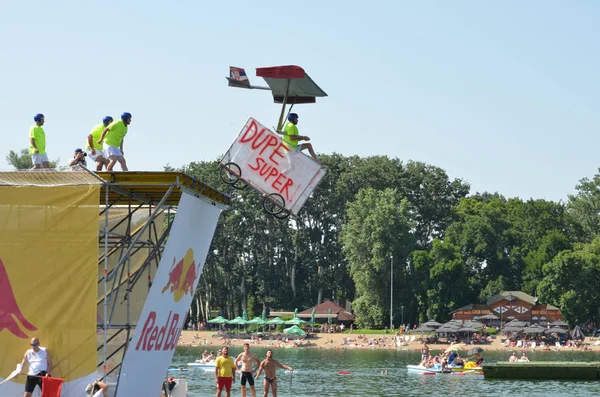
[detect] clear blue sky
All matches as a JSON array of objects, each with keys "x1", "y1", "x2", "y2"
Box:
[{"x1": 2, "y1": 1, "x2": 598, "y2": 202}]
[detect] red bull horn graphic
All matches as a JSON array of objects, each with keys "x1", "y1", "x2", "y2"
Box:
[
  {"x1": 0, "y1": 257, "x2": 37, "y2": 339},
  {"x1": 161, "y1": 248, "x2": 197, "y2": 302}
]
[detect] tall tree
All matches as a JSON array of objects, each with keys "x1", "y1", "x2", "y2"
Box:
[{"x1": 341, "y1": 188, "x2": 415, "y2": 328}]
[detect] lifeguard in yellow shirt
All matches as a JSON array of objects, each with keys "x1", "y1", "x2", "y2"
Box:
[
  {"x1": 281, "y1": 113, "x2": 320, "y2": 163},
  {"x1": 98, "y1": 112, "x2": 131, "y2": 171}
]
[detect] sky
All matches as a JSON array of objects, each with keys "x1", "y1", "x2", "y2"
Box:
[{"x1": 1, "y1": 1, "x2": 598, "y2": 202}]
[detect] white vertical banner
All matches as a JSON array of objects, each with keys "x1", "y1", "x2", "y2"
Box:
[{"x1": 115, "y1": 192, "x2": 222, "y2": 397}]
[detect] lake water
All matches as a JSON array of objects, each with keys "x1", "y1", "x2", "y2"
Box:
[{"x1": 171, "y1": 347, "x2": 600, "y2": 397}]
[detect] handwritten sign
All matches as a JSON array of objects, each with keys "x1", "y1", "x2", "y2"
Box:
[{"x1": 221, "y1": 118, "x2": 326, "y2": 215}]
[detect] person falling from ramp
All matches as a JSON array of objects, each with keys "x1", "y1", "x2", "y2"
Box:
[
  {"x1": 279, "y1": 113, "x2": 321, "y2": 164},
  {"x1": 255, "y1": 349, "x2": 292, "y2": 397},
  {"x1": 98, "y1": 112, "x2": 132, "y2": 171}
]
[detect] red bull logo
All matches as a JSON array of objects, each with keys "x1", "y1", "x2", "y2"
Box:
[
  {"x1": 0, "y1": 257, "x2": 37, "y2": 339},
  {"x1": 161, "y1": 248, "x2": 197, "y2": 302}
]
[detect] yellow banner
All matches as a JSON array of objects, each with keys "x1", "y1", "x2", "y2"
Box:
[{"x1": 0, "y1": 185, "x2": 99, "y2": 383}]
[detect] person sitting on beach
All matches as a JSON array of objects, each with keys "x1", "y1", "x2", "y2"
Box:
[
  {"x1": 519, "y1": 353, "x2": 530, "y2": 362},
  {"x1": 508, "y1": 352, "x2": 518, "y2": 363}
]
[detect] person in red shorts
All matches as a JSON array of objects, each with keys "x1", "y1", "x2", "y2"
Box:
[{"x1": 215, "y1": 346, "x2": 237, "y2": 397}]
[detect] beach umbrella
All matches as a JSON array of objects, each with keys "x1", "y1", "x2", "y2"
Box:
[
  {"x1": 550, "y1": 320, "x2": 569, "y2": 328},
  {"x1": 266, "y1": 317, "x2": 285, "y2": 325},
  {"x1": 285, "y1": 317, "x2": 309, "y2": 326},
  {"x1": 242, "y1": 309, "x2": 248, "y2": 322},
  {"x1": 545, "y1": 327, "x2": 567, "y2": 335},
  {"x1": 228, "y1": 316, "x2": 247, "y2": 325},
  {"x1": 458, "y1": 327, "x2": 477, "y2": 333},
  {"x1": 571, "y1": 325, "x2": 585, "y2": 341},
  {"x1": 467, "y1": 347, "x2": 484, "y2": 355},
  {"x1": 435, "y1": 327, "x2": 458, "y2": 334},
  {"x1": 207, "y1": 316, "x2": 228, "y2": 324},
  {"x1": 311, "y1": 308, "x2": 316, "y2": 326},
  {"x1": 247, "y1": 316, "x2": 266, "y2": 325},
  {"x1": 262, "y1": 309, "x2": 267, "y2": 322},
  {"x1": 524, "y1": 326, "x2": 545, "y2": 334},
  {"x1": 444, "y1": 343, "x2": 466, "y2": 352},
  {"x1": 284, "y1": 325, "x2": 307, "y2": 336},
  {"x1": 327, "y1": 308, "x2": 332, "y2": 325},
  {"x1": 415, "y1": 325, "x2": 434, "y2": 332},
  {"x1": 465, "y1": 321, "x2": 485, "y2": 328},
  {"x1": 422, "y1": 320, "x2": 442, "y2": 328},
  {"x1": 294, "y1": 308, "x2": 298, "y2": 318}
]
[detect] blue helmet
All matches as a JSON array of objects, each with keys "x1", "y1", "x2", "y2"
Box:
[
  {"x1": 121, "y1": 112, "x2": 132, "y2": 121},
  {"x1": 34, "y1": 113, "x2": 44, "y2": 122},
  {"x1": 102, "y1": 116, "x2": 113, "y2": 125},
  {"x1": 288, "y1": 113, "x2": 299, "y2": 122}
]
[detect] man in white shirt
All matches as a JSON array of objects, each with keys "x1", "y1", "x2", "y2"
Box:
[{"x1": 20, "y1": 337, "x2": 52, "y2": 397}]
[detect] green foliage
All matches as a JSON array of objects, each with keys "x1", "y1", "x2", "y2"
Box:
[
  {"x1": 173, "y1": 156, "x2": 600, "y2": 329},
  {"x1": 6, "y1": 148, "x2": 60, "y2": 169},
  {"x1": 485, "y1": 327, "x2": 499, "y2": 335},
  {"x1": 342, "y1": 188, "x2": 415, "y2": 328}
]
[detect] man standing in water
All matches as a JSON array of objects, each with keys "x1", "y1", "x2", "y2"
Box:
[
  {"x1": 215, "y1": 346, "x2": 236, "y2": 397},
  {"x1": 235, "y1": 343, "x2": 261, "y2": 397},
  {"x1": 255, "y1": 349, "x2": 292, "y2": 397}
]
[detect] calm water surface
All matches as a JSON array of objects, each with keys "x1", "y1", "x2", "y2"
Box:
[{"x1": 171, "y1": 347, "x2": 600, "y2": 397}]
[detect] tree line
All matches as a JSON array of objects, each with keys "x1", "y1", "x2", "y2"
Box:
[
  {"x1": 7, "y1": 149, "x2": 600, "y2": 328},
  {"x1": 171, "y1": 154, "x2": 600, "y2": 329}
]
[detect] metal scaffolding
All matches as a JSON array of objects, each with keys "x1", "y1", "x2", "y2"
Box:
[{"x1": 90, "y1": 171, "x2": 230, "y2": 386}]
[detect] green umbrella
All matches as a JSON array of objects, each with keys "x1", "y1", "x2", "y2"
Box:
[
  {"x1": 266, "y1": 317, "x2": 285, "y2": 325},
  {"x1": 285, "y1": 317, "x2": 309, "y2": 326},
  {"x1": 284, "y1": 325, "x2": 307, "y2": 336},
  {"x1": 294, "y1": 308, "x2": 298, "y2": 318},
  {"x1": 247, "y1": 316, "x2": 266, "y2": 325},
  {"x1": 262, "y1": 309, "x2": 267, "y2": 322},
  {"x1": 228, "y1": 316, "x2": 247, "y2": 325},
  {"x1": 207, "y1": 316, "x2": 228, "y2": 324},
  {"x1": 242, "y1": 309, "x2": 248, "y2": 322},
  {"x1": 311, "y1": 308, "x2": 316, "y2": 326},
  {"x1": 328, "y1": 308, "x2": 332, "y2": 325}
]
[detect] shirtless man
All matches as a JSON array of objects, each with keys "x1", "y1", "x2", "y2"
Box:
[
  {"x1": 255, "y1": 350, "x2": 292, "y2": 397},
  {"x1": 420, "y1": 341, "x2": 430, "y2": 363},
  {"x1": 235, "y1": 343, "x2": 261, "y2": 397}
]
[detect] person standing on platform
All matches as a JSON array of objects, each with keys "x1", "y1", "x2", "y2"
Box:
[
  {"x1": 20, "y1": 337, "x2": 52, "y2": 397},
  {"x1": 98, "y1": 112, "x2": 131, "y2": 171},
  {"x1": 86, "y1": 116, "x2": 112, "y2": 171},
  {"x1": 29, "y1": 113, "x2": 50, "y2": 169}
]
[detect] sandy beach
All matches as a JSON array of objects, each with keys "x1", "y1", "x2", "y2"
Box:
[{"x1": 177, "y1": 330, "x2": 600, "y2": 354}]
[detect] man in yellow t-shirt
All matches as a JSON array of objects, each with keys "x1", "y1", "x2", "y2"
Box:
[
  {"x1": 86, "y1": 116, "x2": 113, "y2": 171},
  {"x1": 281, "y1": 113, "x2": 320, "y2": 163},
  {"x1": 29, "y1": 113, "x2": 50, "y2": 169},
  {"x1": 98, "y1": 112, "x2": 132, "y2": 171},
  {"x1": 215, "y1": 346, "x2": 236, "y2": 397}
]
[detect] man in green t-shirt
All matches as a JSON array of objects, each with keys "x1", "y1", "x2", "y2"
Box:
[
  {"x1": 98, "y1": 112, "x2": 132, "y2": 171},
  {"x1": 86, "y1": 116, "x2": 113, "y2": 171},
  {"x1": 280, "y1": 113, "x2": 320, "y2": 163},
  {"x1": 29, "y1": 113, "x2": 50, "y2": 169}
]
